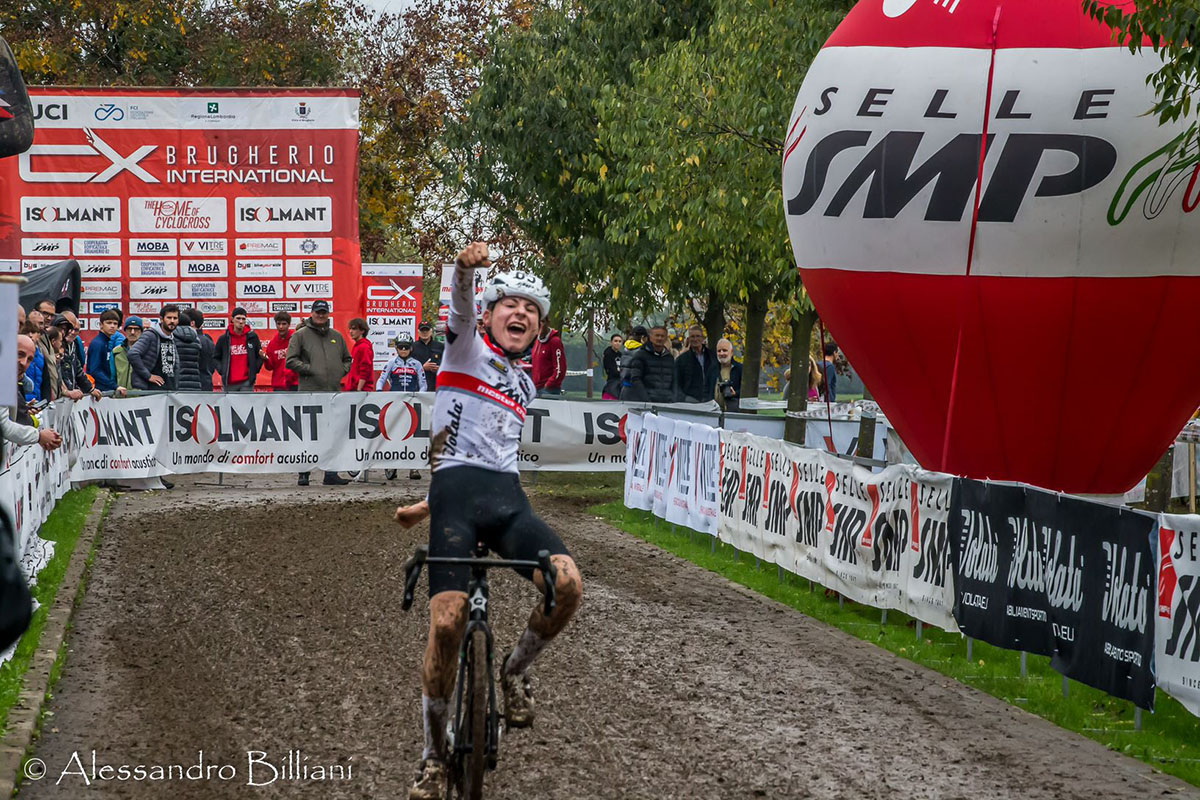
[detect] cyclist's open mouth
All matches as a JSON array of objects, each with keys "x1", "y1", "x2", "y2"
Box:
[{"x1": 506, "y1": 322, "x2": 528, "y2": 335}]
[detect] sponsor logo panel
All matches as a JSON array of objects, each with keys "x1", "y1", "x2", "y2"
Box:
[
  {"x1": 129, "y1": 259, "x2": 179, "y2": 278},
  {"x1": 301, "y1": 300, "x2": 333, "y2": 313},
  {"x1": 236, "y1": 281, "x2": 283, "y2": 298},
  {"x1": 129, "y1": 281, "x2": 178, "y2": 299},
  {"x1": 269, "y1": 301, "x2": 300, "y2": 313},
  {"x1": 181, "y1": 259, "x2": 229, "y2": 277},
  {"x1": 72, "y1": 238, "x2": 122, "y2": 256},
  {"x1": 129, "y1": 197, "x2": 227, "y2": 233},
  {"x1": 180, "y1": 238, "x2": 228, "y2": 256},
  {"x1": 285, "y1": 237, "x2": 332, "y2": 256},
  {"x1": 89, "y1": 302, "x2": 122, "y2": 315},
  {"x1": 79, "y1": 260, "x2": 123, "y2": 277},
  {"x1": 130, "y1": 238, "x2": 177, "y2": 256},
  {"x1": 203, "y1": 318, "x2": 229, "y2": 330},
  {"x1": 248, "y1": 317, "x2": 273, "y2": 329},
  {"x1": 22, "y1": 260, "x2": 60, "y2": 271},
  {"x1": 234, "y1": 196, "x2": 331, "y2": 232},
  {"x1": 21, "y1": 197, "x2": 121, "y2": 232},
  {"x1": 238, "y1": 301, "x2": 269, "y2": 314},
  {"x1": 181, "y1": 281, "x2": 229, "y2": 300},
  {"x1": 236, "y1": 259, "x2": 283, "y2": 278},
  {"x1": 286, "y1": 280, "x2": 334, "y2": 298},
  {"x1": 21, "y1": 238, "x2": 70, "y2": 257},
  {"x1": 196, "y1": 301, "x2": 229, "y2": 314},
  {"x1": 286, "y1": 258, "x2": 332, "y2": 277},
  {"x1": 129, "y1": 301, "x2": 163, "y2": 314},
  {"x1": 236, "y1": 238, "x2": 283, "y2": 256},
  {"x1": 80, "y1": 281, "x2": 123, "y2": 300}
]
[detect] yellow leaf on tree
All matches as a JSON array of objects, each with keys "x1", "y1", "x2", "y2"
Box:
[{"x1": 599, "y1": 164, "x2": 608, "y2": 181}]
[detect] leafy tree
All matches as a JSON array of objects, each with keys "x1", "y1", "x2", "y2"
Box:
[
  {"x1": 589, "y1": 0, "x2": 851, "y2": 413},
  {"x1": 441, "y1": 0, "x2": 713, "y2": 324}
]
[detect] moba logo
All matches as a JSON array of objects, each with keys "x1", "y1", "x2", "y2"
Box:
[
  {"x1": 135, "y1": 241, "x2": 172, "y2": 253},
  {"x1": 184, "y1": 263, "x2": 224, "y2": 274},
  {"x1": 19, "y1": 128, "x2": 158, "y2": 183},
  {"x1": 239, "y1": 283, "x2": 280, "y2": 296}
]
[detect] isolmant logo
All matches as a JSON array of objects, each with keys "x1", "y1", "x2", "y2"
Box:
[
  {"x1": 21, "y1": 197, "x2": 120, "y2": 233},
  {"x1": 234, "y1": 197, "x2": 332, "y2": 232}
]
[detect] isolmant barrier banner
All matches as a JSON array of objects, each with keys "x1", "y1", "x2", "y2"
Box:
[
  {"x1": 68, "y1": 393, "x2": 638, "y2": 478},
  {"x1": 0, "y1": 399, "x2": 86, "y2": 556},
  {"x1": 950, "y1": 480, "x2": 1158, "y2": 709},
  {"x1": 1158, "y1": 515, "x2": 1200, "y2": 717},
  {"x1": 716, "y1": 430, "x2": 957, "y2": 632}
]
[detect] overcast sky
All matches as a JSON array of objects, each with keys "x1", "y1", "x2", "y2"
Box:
[{"x1": 363, "y1": 0, "x2": 416, "y2": 16}]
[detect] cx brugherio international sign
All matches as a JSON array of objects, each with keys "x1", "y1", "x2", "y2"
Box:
[
  {"x1": 0, "y1": 88, "x2": 362, "y2": 340},
  {"x1": 781, "y1": 0, "x2": 1200, "y2": 495}
]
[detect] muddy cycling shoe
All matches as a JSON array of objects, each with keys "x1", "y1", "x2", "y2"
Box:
[
  {"x1": 408, "y1": 758, "x2": 447, "y2": 800},
  {"x1": 501, "y1": 669, "x2": 535, "y2": 728}
]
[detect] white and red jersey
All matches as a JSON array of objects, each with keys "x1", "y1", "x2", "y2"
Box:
[{"x1": 430, "y1": 264, "x2": 535, "y2": 474}]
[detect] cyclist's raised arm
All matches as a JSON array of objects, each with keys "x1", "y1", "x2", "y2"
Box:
[{"x1": 446, "y1": 242, "x2": 490, "y2": 347}]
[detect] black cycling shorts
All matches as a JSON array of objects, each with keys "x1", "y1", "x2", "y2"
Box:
[{"x1": 427, "y1": 465, "x2": 571, "y2": 597}]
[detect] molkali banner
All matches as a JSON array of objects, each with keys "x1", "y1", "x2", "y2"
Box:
[
  {"x1": 717, "y1": 430, "x2": 957, "y2": 632},
  {"x1": 1158, "y1": 515, "x2": 1200, "y2": 718},
  {"x1": 362, "y1": 263, "x2": 422, "y2": 369},
  {"x1": 950, "y1": 479, "x2": 1158, "y2": 709},
  {"x1": 1, "y1": 88, "x2": 362, "y2": 350},
  {"x1": 66, "y1": 393, "x2": 636, "y2": 479}
]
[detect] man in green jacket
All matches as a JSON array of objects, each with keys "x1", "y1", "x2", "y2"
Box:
[{"x1": 285, "y1": 300, "x2": 352, "y2": 486}]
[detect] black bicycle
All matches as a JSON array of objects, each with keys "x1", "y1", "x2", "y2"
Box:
[{"x1": 402, "y1": 544, "x2": 557, "y2": 800}]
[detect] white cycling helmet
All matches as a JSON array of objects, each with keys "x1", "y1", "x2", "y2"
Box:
[{"x1": 481, "y1": 270, "x2": 551, "y2": 320}]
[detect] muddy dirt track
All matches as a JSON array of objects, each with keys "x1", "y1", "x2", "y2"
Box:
[{"x1": 18, "y1": 474, "x2": 1200, "y2": 799}]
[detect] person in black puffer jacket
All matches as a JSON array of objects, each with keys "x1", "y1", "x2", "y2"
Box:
[
  {"x1": 174, "y1": 324, "x2": 204, "y2": 391},
  {"x1": 620, "y1": 324, "x2": 677, "y2": 403},
  {"x1": 182, "y1": 308, "x2": 216, "y2": 391}
]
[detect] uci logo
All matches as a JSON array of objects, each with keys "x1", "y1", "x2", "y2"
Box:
[{"x1": 33, "y1": 103, "x2": 68, "y2": 121}]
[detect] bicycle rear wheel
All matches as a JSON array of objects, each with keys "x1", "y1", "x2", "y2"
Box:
[{"x1": 462, "y1": 627, "x2": 489, "y2": 800}]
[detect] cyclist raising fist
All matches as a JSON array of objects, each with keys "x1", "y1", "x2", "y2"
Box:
[{"x1": 407, "y1": 242, "x2": 583, "y2": 800}]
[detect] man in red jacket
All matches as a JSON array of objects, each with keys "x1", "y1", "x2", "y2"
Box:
[
  {"x1": 264, "y1": 311, "x2": 299, "y2": 391},
  {"x1": 531, "y1": 319, "x2": 566, "y2": 398}
]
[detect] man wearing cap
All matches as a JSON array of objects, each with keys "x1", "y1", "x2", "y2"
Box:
[
  {"x1": 54, "y1": 312, "x2": 97, "y2": 400},
  {"x1": 411, "y1": 321, "x2": 444, "y2": 390},
  {"x1": 115, "y1": 316, "x2": 142, "y2": 392},
  {"x1": 215, "y1": 307, "x2": 263, "y2": 392},
  {"x1": 286, "y1": 300, "x2": 351, "y2": 486}
]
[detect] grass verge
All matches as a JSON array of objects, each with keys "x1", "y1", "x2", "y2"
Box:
[
  {"x1": 593, "y1": 500, "x2": 1200, "y2": 788},
  {"x1": 0, "y1": 486, "x2": 100, "y2": 736}
]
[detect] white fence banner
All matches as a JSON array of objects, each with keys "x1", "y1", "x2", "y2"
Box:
[
  {"x1": 713, "y1": 430, "x2": 958, "y2": 632},
  {"x1": 65, "y1": 393, "x2": 653, "y2": 479},
  {"x1": 624, "y1": 412, "x2": 650, "y2": 510},
  {"x1": 1157, "y1": 514, "x2": 1200, "y2": 718},
  {"x1": 649, "y1": 415, "x2": 675, "y2": 519},
  {"x1": 690, "y1": 424, "x2": 720, "y2": 535},
  {"x1": 664, "y1": 421, "x2": 694, "y2": 527}
]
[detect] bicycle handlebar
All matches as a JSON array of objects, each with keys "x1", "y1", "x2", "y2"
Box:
[{"x1": 400, "y1": 545, "x2": 558, "y2": 617}]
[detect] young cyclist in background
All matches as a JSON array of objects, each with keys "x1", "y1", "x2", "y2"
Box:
[{"x1": 399, "y1": 242, "x2": 583, "y2": 800}]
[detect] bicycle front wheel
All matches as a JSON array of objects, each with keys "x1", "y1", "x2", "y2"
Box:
[{"x1": 462, "y1": 627, "x2": 489, "y2": 800}]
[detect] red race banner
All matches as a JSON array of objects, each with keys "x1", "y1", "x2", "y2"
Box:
[
  {"x1": 0, "y1": 87, "x2": 362, "y2": 360},
  {"x1": 362, "y1": 263, "x2": 422, "y2": 370}
]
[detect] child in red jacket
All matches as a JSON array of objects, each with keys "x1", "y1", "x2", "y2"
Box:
[
  {"x1": 343, "y1": 318, "x2": 375, "y2": 391},
  {"x1": 263, "y1": 311, "x2": 299, "y2": 391}
]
